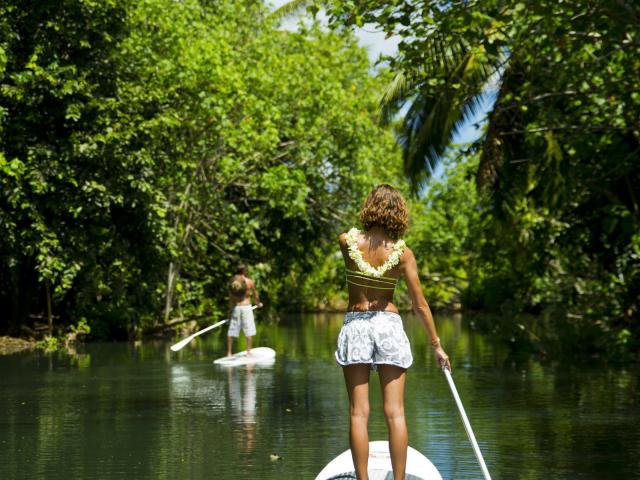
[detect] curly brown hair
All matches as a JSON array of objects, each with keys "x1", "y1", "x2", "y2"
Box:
[{"x1": 359, "y1": 184, "x2": 409, "y2": 239}]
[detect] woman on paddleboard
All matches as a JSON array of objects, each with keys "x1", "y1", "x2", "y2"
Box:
[{"x1": 335, "y1": 184, "x2": 451, "y2": 480}]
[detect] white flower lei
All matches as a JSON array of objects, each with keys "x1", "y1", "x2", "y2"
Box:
[{"x1": 345, "y1": 227, "x2": 406, "y2": 278}]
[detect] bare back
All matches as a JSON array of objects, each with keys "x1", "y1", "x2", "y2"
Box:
[
  {"x1": 339, "y1": 227, "x2": 404, "y2": 313},
  {"x1": 233, "y1": 275, "x2": 256, "y2": 306}
]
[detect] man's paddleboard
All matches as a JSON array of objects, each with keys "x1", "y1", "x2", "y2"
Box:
[
  {"x1": 213, "y1": 347, "x2": 276, "y2": 367},
  {"x1": 315, "y1": 441, "x2": 443, "y2": 480}
]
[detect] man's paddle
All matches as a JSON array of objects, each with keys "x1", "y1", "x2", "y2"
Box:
[{"x1": 170, "y1": 305, "x2": 258, "y2": 352}]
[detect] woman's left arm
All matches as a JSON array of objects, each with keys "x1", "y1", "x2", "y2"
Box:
[{"x1": 401, "y1": 247, "x2": 451, "y2": 371}]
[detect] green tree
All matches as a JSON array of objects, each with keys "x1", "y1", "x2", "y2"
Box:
[
  {"x1": 0, "y1": 0, "x2": 138, "y2": 337},
  {"x1": 406, "y1": 153, "x2": 483, "y2": 308}
]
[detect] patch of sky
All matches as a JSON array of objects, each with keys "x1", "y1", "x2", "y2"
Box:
[{"x1": 268, "y1": 0, "x2": 399, "y2": 65}]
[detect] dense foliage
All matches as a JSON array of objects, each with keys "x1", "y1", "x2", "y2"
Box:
[
  {"x1": 318, "y1": 0, "x2": 640, "y2": 357},
  {"x1": 0, "y1": 0, "x2": 401, "y2": 339},
  {"x1": 405, "y1": 154, "x2": 482, "y2": 309}
]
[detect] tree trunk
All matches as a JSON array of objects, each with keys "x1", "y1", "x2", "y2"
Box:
[
  {"x1": 162, "y1": 262, "x2": 179, "y2": 325},
  {"x1": 45, "y1": 279, "x2": 53, "y2": 336},
  {"x1": 10, "y1": 281, "x2": 20, "y2": 336},
  {"x1": 160, "y1": 148, "x2": 223, "y2": 326}
]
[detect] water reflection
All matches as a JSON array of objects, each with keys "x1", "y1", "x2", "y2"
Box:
[
  {"x1": 227, "y1": 365, "x2": 258, "y2": 425},
  {"x1": 0, "y1": 314, "x2": 639, "y2": 479},
  {"x1": 170, "y1": 363, "x2": 227, "y2": 413},
  {"x1": 227, "y1": 365, "x2": 259, "y2": 456}
]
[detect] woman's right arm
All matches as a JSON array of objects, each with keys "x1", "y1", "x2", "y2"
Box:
[{"x1": 401, "y1": 247, "x2": 451, "y2": 370}]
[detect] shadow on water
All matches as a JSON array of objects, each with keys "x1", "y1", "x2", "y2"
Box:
[{"x1": 1, "y1": 313, "x2": 639, "y2": 479}]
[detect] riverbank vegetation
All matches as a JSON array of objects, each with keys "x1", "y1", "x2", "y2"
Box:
[{"x1": 1, "y1": 1, "x2": 638, "y2": 359}]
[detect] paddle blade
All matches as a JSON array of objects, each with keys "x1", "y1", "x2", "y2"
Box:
[
  {"x1": 170, "y1": 337, "x2": 194, "y2": 352},
  {"x1": 169, "y1": 319, "x2": 229, "y2": 352}
]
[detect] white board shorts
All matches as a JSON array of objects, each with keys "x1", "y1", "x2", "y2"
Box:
[
  {"x1": 228, "y1": 305, "x2": 256, "y2": 337},
  {"x1": 335, "y1": 311, "x2": 413, "y2": 370}
]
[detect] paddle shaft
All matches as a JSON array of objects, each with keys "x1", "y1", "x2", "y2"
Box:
[
  {"x1": 170, "y1": 305, "x2": 258, "y2": 351},
  {"x1": 170, "y1": 319, "x2": 228, "y2": 351},
  {"x1": 443, "y1": 367, "x2": 492, "y2": 480}
]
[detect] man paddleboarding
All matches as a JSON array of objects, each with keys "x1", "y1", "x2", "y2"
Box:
[{"x1": 227, "y1": 264, "x2": 262, "y2": 357}]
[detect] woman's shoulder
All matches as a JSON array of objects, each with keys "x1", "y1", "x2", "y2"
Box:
[
  {"x1": 338, "y1": 232, "x2": 350, "y2": 251},
  {"x1": 400, "y1": 244, "x2": 415, "y2": 262},
  {"x1": 338, "y1": 227, "x2": 359, "y2": 245}
]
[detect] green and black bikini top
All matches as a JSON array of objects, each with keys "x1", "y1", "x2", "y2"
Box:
[{"x1": 344, "y1": 227, "x2": 406, "y2": 291}]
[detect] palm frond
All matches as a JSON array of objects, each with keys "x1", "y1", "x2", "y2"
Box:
[
  {"x1": 269, "y1": 0, "x2": 316, "y2": 21},
  {"x1": 378, "y1": 71, "x2": 419, "y2": 126},
  {"x1": 477, "y1": 61, "x2": 518, "y2": 192},
  {"x1": 398, "y1": 46, "x2": 498, "y2": 192},
  {"x1": 403, "y1": 90, "x2": 486, "y2": 189}
]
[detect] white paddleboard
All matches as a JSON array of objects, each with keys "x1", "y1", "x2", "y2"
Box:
[
  {"x1": 213, "y1": 347, "x2": 276, "y2": 367},
  {"x1": 315, "y1": 441, "x2": 442, "y2": 480}
]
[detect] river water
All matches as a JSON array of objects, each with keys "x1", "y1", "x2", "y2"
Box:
[{"x1": 1, "y1": 313, "x2": 639, "y2": 479}]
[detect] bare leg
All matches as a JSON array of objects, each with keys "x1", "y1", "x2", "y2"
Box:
[
  {"x1": 343, "y1": 364, "x2": 371, "y2": 480},
  {"x1": 227, "y1": 336, "x2": 233, "y2": 357},
  {"x1": 246, "y1": 335, "x2": 253, "y2": 355},
  {"x1": 378, "y1": 365, "x2": 408, "y2": 480}
]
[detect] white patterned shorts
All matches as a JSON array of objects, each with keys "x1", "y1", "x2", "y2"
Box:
[
  {"x1": 227, "y1": 305, "x2": 256, "y2": 337},
  {"x1": 335, "y1": 311, "x2": 413, "y2": 370}
]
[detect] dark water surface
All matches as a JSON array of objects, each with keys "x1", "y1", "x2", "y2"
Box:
[{"x1": 1, "y1": 313, "x2": 639, "y2": 479}]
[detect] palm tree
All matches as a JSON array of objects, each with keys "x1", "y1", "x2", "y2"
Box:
[
  {"x1": 379, "y1": 40, "x2": 505, "y2": 192},
  {"x1": 272, "y1": 1, "x2": 507, "y2": 193}
]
